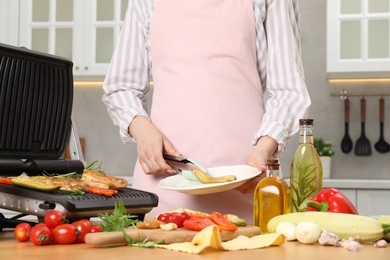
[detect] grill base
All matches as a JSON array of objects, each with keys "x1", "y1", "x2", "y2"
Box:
[{"x1": 0, "y1": 184, "x2": 158, "y2": 230}]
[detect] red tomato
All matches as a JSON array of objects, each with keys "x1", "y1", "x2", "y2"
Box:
[
  {"x1": 14, "y1": 223, "x2": 32, "y2": 242},
  {"x1": 183, "y1": 217, "x2": 215, "y2": 231},
  {"x1": 157, "y1": 212, "x2": 191, "y2": 228},
  {"x1": 30, "y1": 224, "x2": 53, "y2": 246},
  {"x1": 52, "y1": 224, "x2": 77, "y2": 244},
  {"x1": 210, "y1": 212, "x2": 237, "y2": 231},
  {"x1": 72, "y1": 220, "x2": 92, "y2": 243},
  {"x1": 44, "y1": 210, "x2": 66, "y2": 229},
  {"x1": 90, "y1": 225, "x2": 102, "y2": 233}
]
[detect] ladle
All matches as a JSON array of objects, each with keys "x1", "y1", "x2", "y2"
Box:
[{"x1": 374, "y1": 97, "x2": 390, "y2": 153}]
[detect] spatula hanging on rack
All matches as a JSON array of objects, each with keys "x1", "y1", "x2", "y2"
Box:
[
  {"x1": 341, "y1": 96, "x2": 353, "y2": 153},
  {"x1": 374, "y1": 97, "x2": 390, "y2": 153},
  {"x1": 354, "y1": 97, "x2": 372, "y2": 156}
]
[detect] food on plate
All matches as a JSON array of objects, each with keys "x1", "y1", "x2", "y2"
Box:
[
  {"x1": 191, "y1": 167, "x2": 237, "y2": 184},
  {"x1": 306, "y1": 188, "x2": 358, "y2": 214},
  {"x1": 267, "y1": 211, "x2": 385, "y2": 242}
]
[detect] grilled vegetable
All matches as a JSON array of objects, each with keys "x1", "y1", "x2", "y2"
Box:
[
  {"x1": 12, "y1": 176, "x2": 60, "y2": 191},
  {"x1": 267, "y1": 212, "x2": 384, "y2": 242},
  {"x1": 191, "y1": 167, "x2": 236, "y2": 184}
]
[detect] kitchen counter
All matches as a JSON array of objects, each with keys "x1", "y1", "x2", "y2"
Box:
[{"x1": 0, "y1": 231, "x2": 389, "y2": 260}]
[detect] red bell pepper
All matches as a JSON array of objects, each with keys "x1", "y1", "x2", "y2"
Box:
[{"x1": 307, "y1": 188, "x2": 358, "y2": 214}]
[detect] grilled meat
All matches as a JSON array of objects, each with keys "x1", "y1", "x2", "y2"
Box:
[{"x1": 81, "y1": 169, "x2": 128, "y2": 190}]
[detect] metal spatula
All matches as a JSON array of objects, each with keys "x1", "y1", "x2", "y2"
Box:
[{"x1": 354, "y1": 97, "x2": 372, "y2": 156}]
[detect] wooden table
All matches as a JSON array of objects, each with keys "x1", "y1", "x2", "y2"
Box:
[{"x1": 1, "y1": 230, "x2": 389, "y2": 260}]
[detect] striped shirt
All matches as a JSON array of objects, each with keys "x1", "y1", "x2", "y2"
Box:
[{"x1": 102, "y1": 0, "x2": 311, "y2": 153}]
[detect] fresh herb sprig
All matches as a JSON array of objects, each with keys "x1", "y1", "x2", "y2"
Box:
[
  {"x1": 98, "y1": 200, "x2": 139, "y2": 232},
  {"x1": 85, "y1": 160, "x2": 105, "y2": 173},
  {"x1": 122, "y1": 229, "x2": 164, "y2": 248}
]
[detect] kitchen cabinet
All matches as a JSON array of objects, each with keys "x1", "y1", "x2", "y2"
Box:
[
  {"x1": 327, "y1": 0, "x2": 390, "y2": 77},
  {"x1": 17, "y1": 0, "x2": 128, "y2": 77}
]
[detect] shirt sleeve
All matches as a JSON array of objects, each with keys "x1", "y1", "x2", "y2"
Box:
[
  {"x1": 253, "y1": 0, "x2": 311, "y2": 154},
  {"x1": 102, "y1": 1, "x2": 152, "y2": 143}
]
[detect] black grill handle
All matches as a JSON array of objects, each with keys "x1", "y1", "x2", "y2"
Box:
[{"x1": 0, "y1": 159, "x2": 85, "y2": 176}]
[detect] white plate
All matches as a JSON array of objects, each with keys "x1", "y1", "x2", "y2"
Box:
[{"x1": 158, "y1": 165, "x2": 261, "y2": 195}]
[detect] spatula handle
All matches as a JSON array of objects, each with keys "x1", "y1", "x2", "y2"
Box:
[
  {"x1": 344, "y1": 97, "x2": 350, "y2": 123},
  {"x1": 361, "y1": 97, "x2": 366, "y2": 123},
  {"x1": 380, "y1": 98, "x2": 385, "y2": 123}
]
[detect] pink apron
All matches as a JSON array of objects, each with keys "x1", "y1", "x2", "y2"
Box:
[{"x1": 132, "y1": 0, "x2": 264, "y2": 222}]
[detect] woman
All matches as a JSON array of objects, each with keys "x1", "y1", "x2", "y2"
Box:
[{"x1": 102, "y1": 0, "x2": 310, "y2": 222}]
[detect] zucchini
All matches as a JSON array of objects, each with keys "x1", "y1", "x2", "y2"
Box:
[
  {"x1": 267, "y1": 212, "x2": 384, "y2": 242},
  {"x1": 12, "y1": 176, "x2": 60, "y2": 192}
]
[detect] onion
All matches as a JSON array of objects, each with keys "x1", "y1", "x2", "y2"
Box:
[
  {"x1": 275, "y1": 222, "x2": 297, "y2": 241},
  {"x1": 295, "y1": 221, "x2": 322, "y2": 244}
]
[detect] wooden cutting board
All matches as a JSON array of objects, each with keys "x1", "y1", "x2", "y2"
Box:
[{"x1": 84, "y1": 225, "x2": 261, "y2": 246}]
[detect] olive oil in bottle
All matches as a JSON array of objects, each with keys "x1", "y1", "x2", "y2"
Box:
[
  {"x1": 290, "y1": 119, "x2": 323, "y2": 212},
  {"x1": 253, "y1": 159, "x2": 290, "y2": 232}
]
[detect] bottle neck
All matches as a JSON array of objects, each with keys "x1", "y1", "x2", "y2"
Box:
[
  {"x1": 266, "y1": 164, "x2": 281, "y2": 178},
  {"x1": 299, "y1": 124, "x2": 314, "y2": 144}
]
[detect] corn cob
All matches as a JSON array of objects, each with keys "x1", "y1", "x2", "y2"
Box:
[{"x1": 267, "y1": 212, "x2": 384, "y2": 242}]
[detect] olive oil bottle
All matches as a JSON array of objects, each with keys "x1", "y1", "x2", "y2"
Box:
[
  {"x1": 253, "y1": 159, "x2": 290, "y2": 232},
  {"x1": 290, "y1": 119, "x2": 323, "y2": 212}
]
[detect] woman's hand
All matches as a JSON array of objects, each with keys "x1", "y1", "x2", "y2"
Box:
[
  {"x1": 129, "y1": 116, "x2": 180, "y2": 176},
  {"x1": 235, "y1": 136, "x2": 278, "y2": 193}
]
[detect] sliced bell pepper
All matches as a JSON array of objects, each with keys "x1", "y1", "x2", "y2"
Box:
[{"x1": 307, "y1": 188, "x2": 358, "y2": 214}]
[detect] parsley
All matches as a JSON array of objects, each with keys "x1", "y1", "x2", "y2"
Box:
[{"x1": 98, "y1": 200, "x2": 139, "y2": 232}]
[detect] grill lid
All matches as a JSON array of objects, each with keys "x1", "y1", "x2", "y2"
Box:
[{"x1": 0, "y1": 43, "x2": 73, "y2": 160}]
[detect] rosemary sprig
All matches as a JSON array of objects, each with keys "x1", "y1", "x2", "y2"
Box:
[
  {"x1": 85, "y1": 160, "x2": 105, "y2": 173},
  {"x1": 122, "y1": 229, "x2": 164, "y2": 248},
  {"x1": 98, "y1": 200, "x2": 139, "y2": 232}
]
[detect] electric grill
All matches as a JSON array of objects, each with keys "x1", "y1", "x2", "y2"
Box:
[{"x1": 0, "y1": 43, "x2": 158, "y2": 229}]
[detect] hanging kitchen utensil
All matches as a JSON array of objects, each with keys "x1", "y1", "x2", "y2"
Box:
[
  {"x1": 341, "y1": 97, "x2": 353, "y2": 153},
  {"x1": 354, "y1": 97, "x2": 372, "y2": 156},
  {"x1": 374, "y1": 97, "x2": 390, "y2": 153}
]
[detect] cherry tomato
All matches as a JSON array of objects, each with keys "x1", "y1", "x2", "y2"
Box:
[
  {"x1": 72, "y1": 220, "x2": 92, "y2": 243},
  {"x1": 157, "y1": 212, "x2": 191, "y2": 228},
  {"x1": 52, "y1": 224, "x2": 77, "y2": 244},
  {"x1": 90, "y1": 225, "x2": 102, "y2": 233},
  {"x1": 183, "y1": 217, "x2": 215, "y2": 231},
  {"x1": 44, "y1": 210, "x2": 66, "y2": 229},
  {"x1": 210, "y1": 212, "x2": 237, "y2": 231},
  {"x1": 14, "y1": 222, "x2": 32, "y2": 242},
  {"x1": 30, "y1": 224, "x2": 53, "y2": 246}
]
